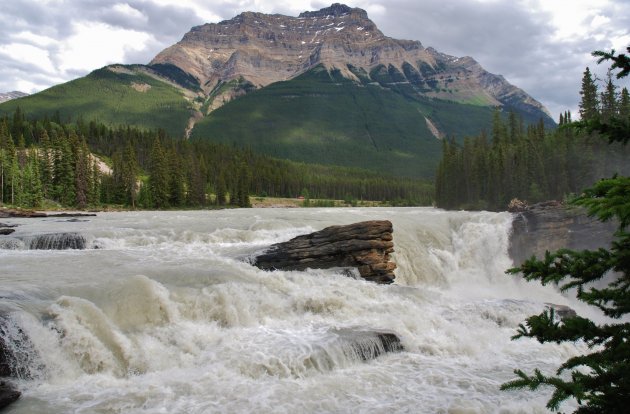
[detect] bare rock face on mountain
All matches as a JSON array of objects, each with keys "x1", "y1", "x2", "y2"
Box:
[
  {"x1": 0, "y1": 91, "x2": 28, "y2": 104},
  {"x1": 151, "y1": 3, "x2": 550, "y2": 119},
  {"x1": 253, "y1": 220, "x2": 397, "y2": 284}
]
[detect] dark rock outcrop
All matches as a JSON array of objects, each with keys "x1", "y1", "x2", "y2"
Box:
[
  {"x1": 0, "y1": 229, "x2": 15, "y2": 236},
  {"x1": 509, "y1": 201, "x2": 617, "y2": 265},
  {"x1": 0, "y1": 381, "x2": 20, "y2": 410},
  {"x1": 253, "y1": 220, "x2": 396, "y2": 283}
]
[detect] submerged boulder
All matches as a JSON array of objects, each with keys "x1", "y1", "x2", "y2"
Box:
[{"x1": 253, "y1": 220, "x2": 397, "y2": 283}]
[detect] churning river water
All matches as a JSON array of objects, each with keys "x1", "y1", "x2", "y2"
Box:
[{"x1": 0, "y1": 207, "x2": 595, "y2": 413}]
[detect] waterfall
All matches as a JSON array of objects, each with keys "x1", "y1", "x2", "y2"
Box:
[
  {"x1": 0, "y1": 233, "x2": 86, "y2": 250},
  {"x1": 0, "y1": 208, "x2": 583, "y2": 413}
]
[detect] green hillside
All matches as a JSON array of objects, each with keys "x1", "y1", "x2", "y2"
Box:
[
  {"x1": 191, "y1": 65, "x2": 496, "y2": 178},
  {"x1": 0, "y1": 65, "x2": 192, "y2": 138},
  {"x1": 0, "y1": 63, "x2": 540, "y2": 179}
]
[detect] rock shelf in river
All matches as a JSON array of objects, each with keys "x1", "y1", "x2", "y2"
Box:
[{"x1": 253, "y1": 220, "x2": 397, "y2": 283}]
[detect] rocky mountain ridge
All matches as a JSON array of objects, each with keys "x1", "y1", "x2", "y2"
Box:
[
  {"x1": 0, "y1": 4, "x2": 554, "y2": 179},
  {"x1": 150, "y1": 3, "x2": 551, "y2": 120},
  {"x1": 0, "y1": 91, "x2": 28, "y2": 104}
]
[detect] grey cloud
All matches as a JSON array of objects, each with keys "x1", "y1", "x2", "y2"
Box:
[
  {"x1": 0, "y1": 0, "x2": 211, "y2": 93},
  {"x1": 363, "y1": 0, "x2": 628, "y2": 116}
]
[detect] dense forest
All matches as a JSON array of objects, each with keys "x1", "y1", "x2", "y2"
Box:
[
  {"x1": 0, "y1": 110, "x2": 433, "y2": 210},
  {"x1": 435, "y1": 68, "x2": 630, "y2": 210}
]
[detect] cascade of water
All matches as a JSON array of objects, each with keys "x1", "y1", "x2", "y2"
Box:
[
  {"x1": 0, "y1": 209, "x2": 584, "y2": 413},
  {"x1": 0, "y1": 233, "x2": 87, "y2": 250},
  {"x1": 26, "y1": 233, "x2": 86, "y2": 250}
]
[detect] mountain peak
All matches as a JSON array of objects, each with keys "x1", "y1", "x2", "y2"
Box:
[
  {"x1": 150, "y1": 4, "x2": 552, "y2": 122},
  {"x1": 298, "y1": 3, "x2": 367, "y2": 19}
]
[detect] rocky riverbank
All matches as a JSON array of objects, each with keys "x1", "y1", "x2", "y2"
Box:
[{"x1": 509, "y1": 200, "x2": 616, "y2": 265}]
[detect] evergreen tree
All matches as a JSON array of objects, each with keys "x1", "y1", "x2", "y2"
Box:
[
  {"x1": 9, "y1": 154, "x2": 20, "y2": 205},
  {"x1": 0, "y1": 124, "x2": 17, "y2": 205},
  {"x1": 502, "y1": 48, "x2": 630, "y2": 413},
  {"x1": 167, "y1": 145, "x2": 185, "y2": 207},
  {"x1": 88, "y1": 158, "x2": 101, "y2": 206},
  {"x1": 122, "y1": 142, "x2": 139, "y2": 207},
  {"x1": 600, "y1": 70, "x2": 619, "y2": 122},
  {"x1": 579, "y1": 67, "x2": 600, "y2": 121},
  {"x1": 215, "y1": 172, "x2": 227, "y2": 206},
  {"x1": 74, "y1": 138, "x2": 91, "y2": 208},
  {"x1": 21, "y1": 150, "x2": 43, "y2": 207},
  {"x1": 38, "y1": 128, "x2": 54, "y2": 200},
  {"x1": 186, "y1": 152, "x2": 206, "y2": 206},
  {"x1": 236, "y1": 162, "x2": 251, "y2": 207},
  {"x1": 110, "y1": 142, "x2": 139, "y2": 207},
  {"x1": 619, "y1": 87, "x2": 630, "y2": 120},
  {"x1": 148, "y1": 138, "x2": 170, "y2": 208}
]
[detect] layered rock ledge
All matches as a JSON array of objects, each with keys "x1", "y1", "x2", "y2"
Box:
[
  {"x1": 509, "y1": 201, "x2": 617, "y2": 265},
  {"x1": 253, "y1": 220, "x2": 396, "y2": 283}
]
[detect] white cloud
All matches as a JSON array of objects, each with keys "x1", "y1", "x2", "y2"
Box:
[
  {"x1": 11, "y1": 31, "x2": 57, "y2": 47},
  {"x1": 0, "y1": 43, "x2": 56, "y2": 73},
  {"x1": 112, "y1": 2, "x2": 148, "y2": 21},
  {"x1": 57, "y1": 21, "x2": 151, "y2": 73}
]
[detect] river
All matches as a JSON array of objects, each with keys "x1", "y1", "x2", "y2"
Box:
[{"x1": 0, "y1": 207, "x2": 590, "y2": 413}]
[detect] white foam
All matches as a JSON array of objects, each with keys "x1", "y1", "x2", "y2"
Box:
[{"x1": 1, "y1": 208, "x2": 585, "y2": 412}]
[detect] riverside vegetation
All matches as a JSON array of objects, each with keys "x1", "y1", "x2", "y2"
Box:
[
  {"x1": 0, "y1": 110, "x2": 433, "y2": 210},
  {"x1": 1, "y1": 54, "x2": 629, "y2": 211},
  {"x1": 500, "y1": 48, "x2": 630, "y2": 412},
  {"x1": 435, "y1": 66, "x2": 630, "y2": 211}
]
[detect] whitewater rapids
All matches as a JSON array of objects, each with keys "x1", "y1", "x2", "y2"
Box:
[{"x1": 0, "y1": 208, "x2": 591, "y2": 413}]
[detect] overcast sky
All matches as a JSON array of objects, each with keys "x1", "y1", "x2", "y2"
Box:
[{"x1": 1, "y1": 0, "x2": 628, "y2": 118}]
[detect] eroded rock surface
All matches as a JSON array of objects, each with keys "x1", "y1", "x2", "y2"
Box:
[
  {"x1": 509, "y1": 201, "x2": 616, "y2": 265},
  {"x1": 253, "y1": 220, "x2": 396, "y2": 283},
  {"x1": 150, "y1": 3, "x2": 550, "y2": 119}
]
